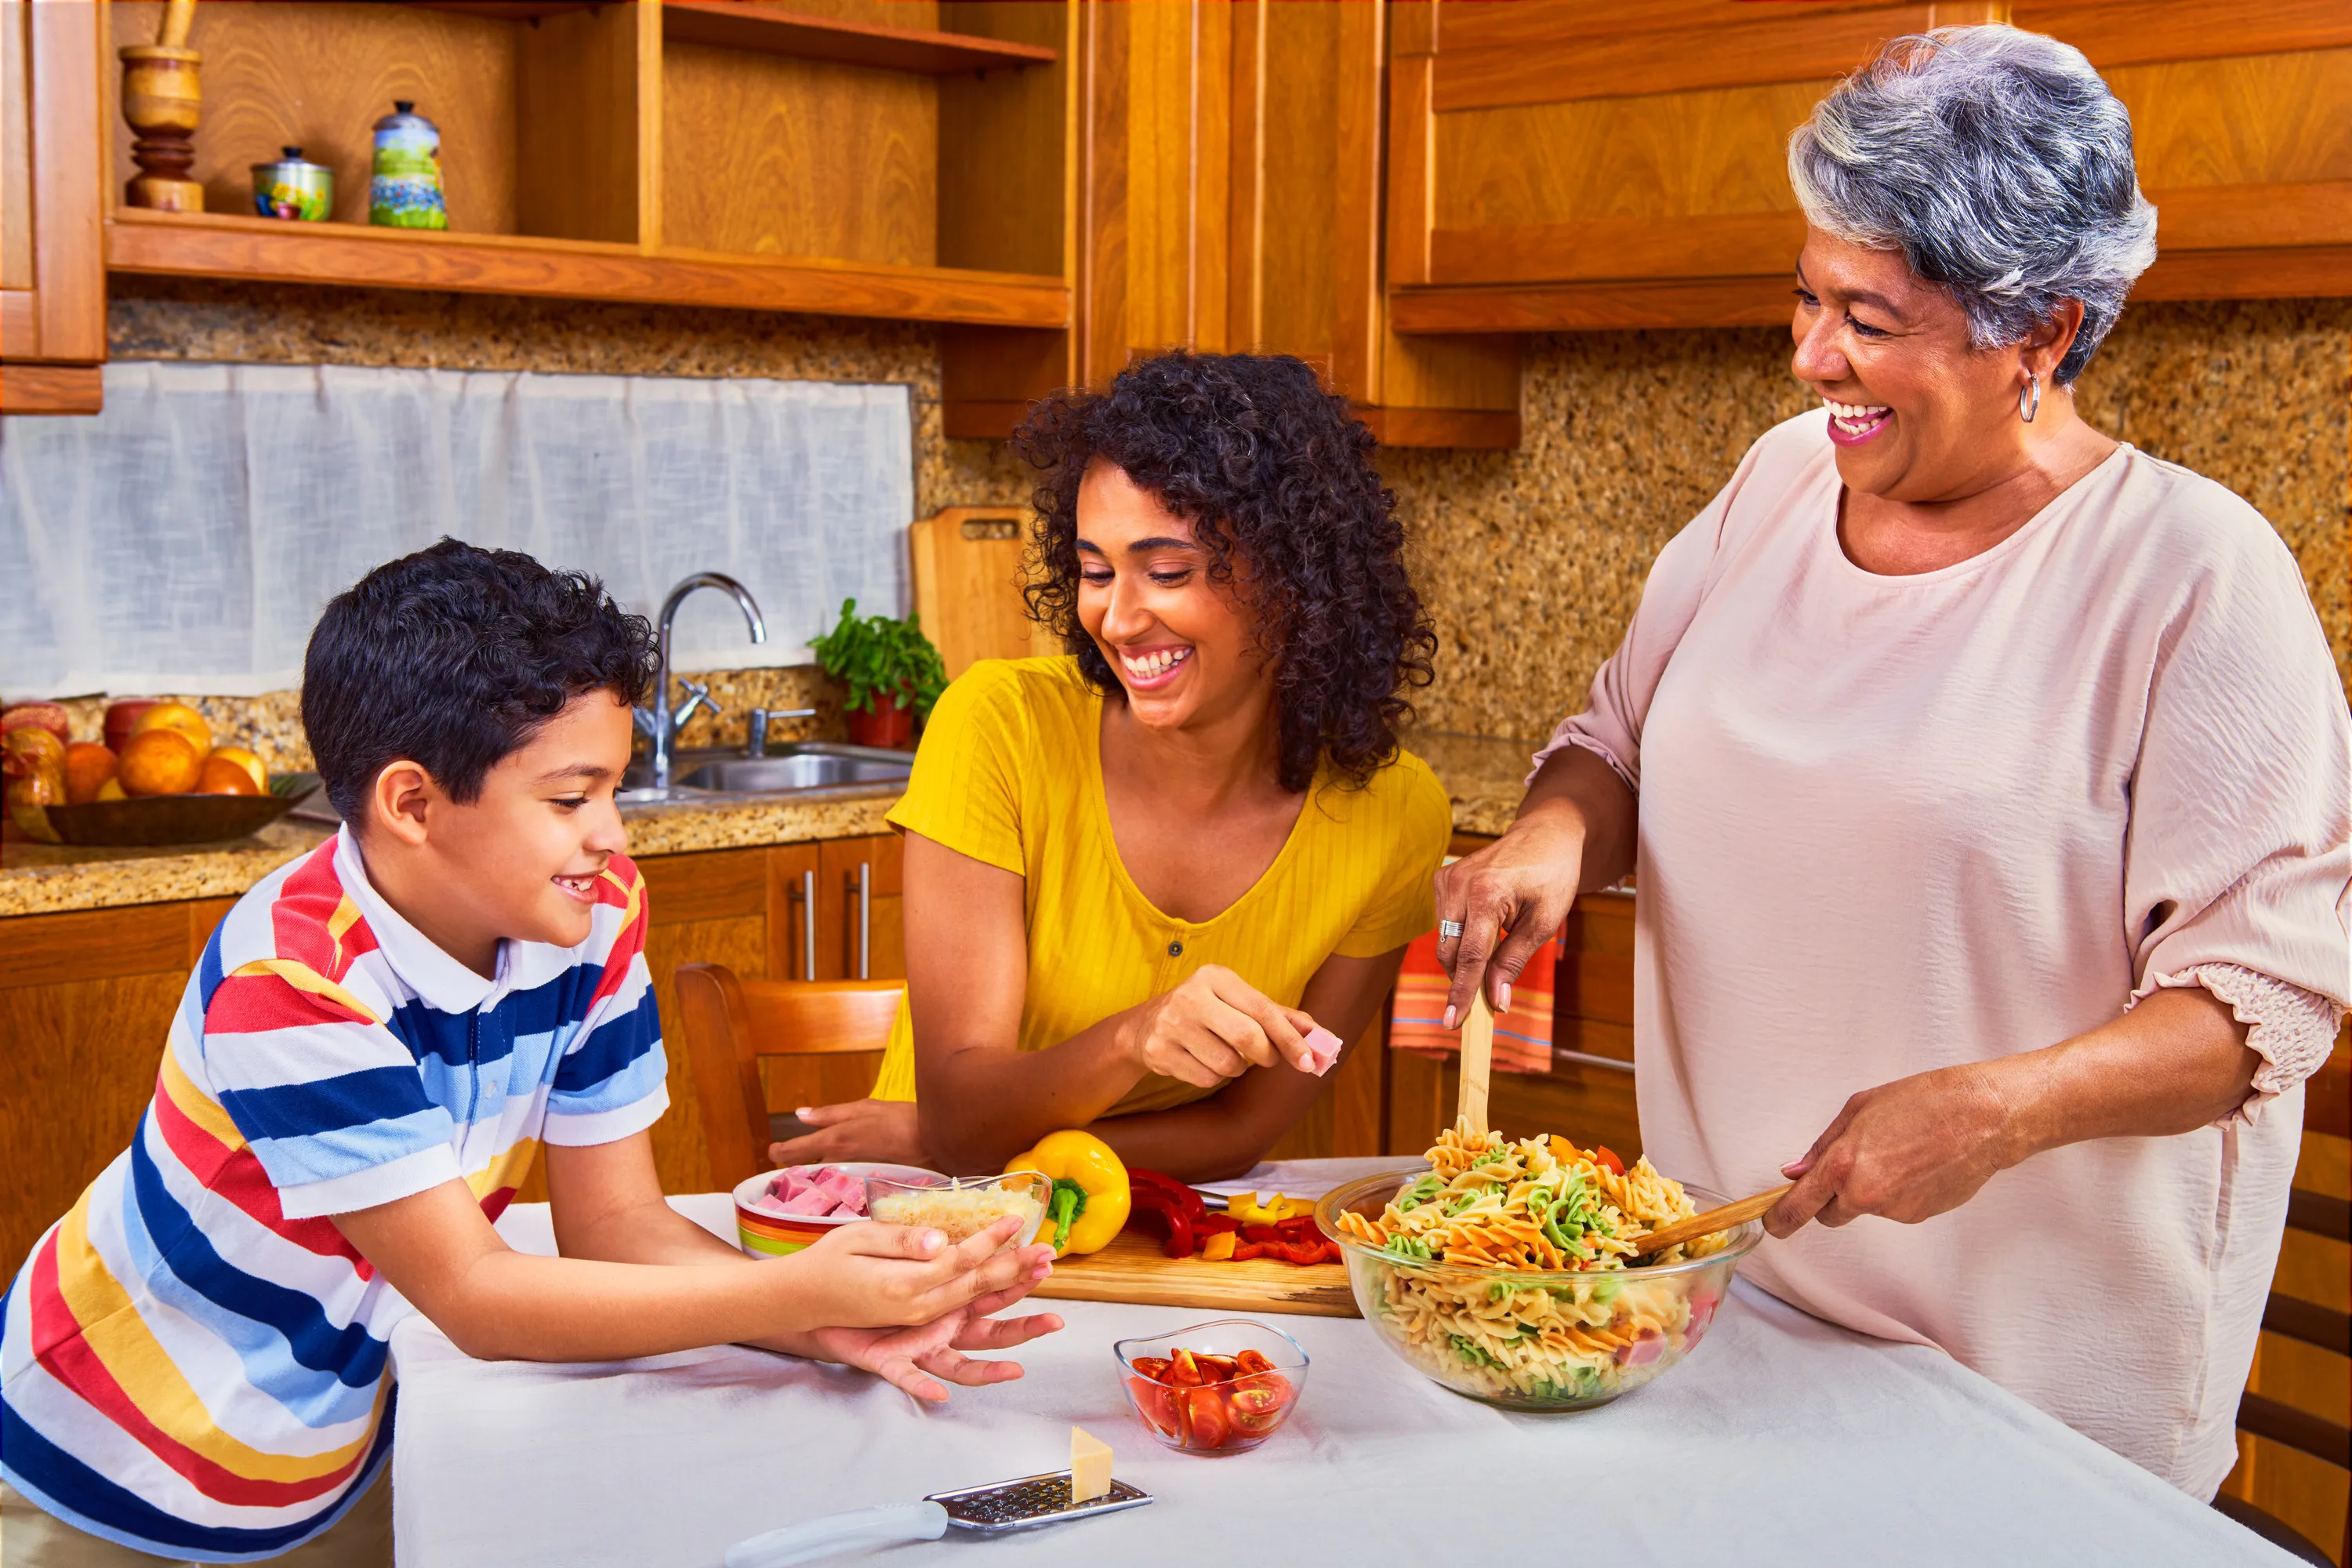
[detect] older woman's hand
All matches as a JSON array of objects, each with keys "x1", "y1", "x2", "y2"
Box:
[
  {"x1": 1434, "y1": 816, "x2": 1587, "y2": 1027},
  {"x1": 1764, "y1": 1063, "x2": 2016, "y2": 1234},
  {"x1": 1766, "y1": 988, "x2": 2259, "y2": 1238},
  {"x1": 1436, "y1": 745, "x2": 1636, "y2": 1027}
]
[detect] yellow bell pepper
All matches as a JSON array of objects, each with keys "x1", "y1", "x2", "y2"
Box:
[
  {"x1": 1226, "y1": 1192, "x2": 1312, "y2": 1225},
  {"x1": 1006, "y1": 1130, "x2": 1131, "y2": 1256}
]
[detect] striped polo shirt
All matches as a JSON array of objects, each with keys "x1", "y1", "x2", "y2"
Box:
[{"x1": 1, "y1": 828, "x2": 666, "y2": 1560}]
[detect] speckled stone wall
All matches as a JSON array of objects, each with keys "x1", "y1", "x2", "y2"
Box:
[
  {"x1": 1388, "y1": 299, "x2": 2352, "y2": 742},
  {"x1": 100, "y1": 281, "x2": 2347, "y2": 752}
]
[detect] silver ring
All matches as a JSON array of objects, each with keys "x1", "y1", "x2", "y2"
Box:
[{"x1": 1439, "y1": 919, "x2": 1464, "y2": 939}]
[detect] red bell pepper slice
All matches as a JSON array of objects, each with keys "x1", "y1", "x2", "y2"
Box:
[
  {"x1": 1230, "y1": 1241, "x2": 1266, "y2": 1261},
  {"x1": 1126, "y1": 1168, "x2": 1208, "y2": 1226},
  {"x1": 1124, "y1": 1185, "x2": 1196, "y2": 1259},
  {"x1": 1592, "y1": 1145, "x2": 1626, "y2": 1177}
]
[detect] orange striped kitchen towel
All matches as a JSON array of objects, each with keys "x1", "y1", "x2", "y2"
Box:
[{"x1": 1388, "y1": 926, "x2": 1558, "y2": 1073}]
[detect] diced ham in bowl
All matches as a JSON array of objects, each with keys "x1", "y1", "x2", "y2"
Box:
[{"x1": 733, "y1": 1162, "x2": 944, "y2": 1257}]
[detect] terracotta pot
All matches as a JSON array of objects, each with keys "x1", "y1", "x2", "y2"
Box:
[{"x1": 846, "y1": 699, "x2": 914, "y2": 750}]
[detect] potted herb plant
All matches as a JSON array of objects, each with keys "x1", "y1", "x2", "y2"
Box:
[{"x1": 809, "y1": 597, "x2": 947, "y2": 750}]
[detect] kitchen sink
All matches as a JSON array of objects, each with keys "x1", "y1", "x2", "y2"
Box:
[{"x1": 620, "y1": 742, "x2": 911, "y2": 804}]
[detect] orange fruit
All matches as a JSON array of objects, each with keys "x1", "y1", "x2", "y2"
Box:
[
  {"x1": 64, "y1": 742, "x2": 118, "y2": 804},
  {"x1": 206, "y1": 746, "x2": 267, "y2": 792},
  {"x1": 131, "y1": 702, "x2": 211, "y2": 757},
  {"x1": 118, "y1": 728, "x2": 203, "y2": 796},
  {"x1": 196, "y1": 754, "x2": 263, "y2": 796}
]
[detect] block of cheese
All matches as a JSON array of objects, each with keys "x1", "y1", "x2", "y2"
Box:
[{"x1": 1069, "y1": 1425, "x2": 1113, "y2": 1503}]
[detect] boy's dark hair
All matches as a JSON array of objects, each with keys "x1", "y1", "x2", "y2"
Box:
[
  {"x1": 1016, "y1": 350, "x2": 1435, "y2": 793},
  {"x1": 303, "y1": 539, "x2": 657, "y2": 825}
]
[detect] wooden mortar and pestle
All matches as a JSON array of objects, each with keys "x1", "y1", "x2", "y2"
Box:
[{"x1": 121, "y1": 0, "x2": 203, "y2": 212}]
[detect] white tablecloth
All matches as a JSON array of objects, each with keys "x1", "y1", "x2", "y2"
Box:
[{"x1": 385, "y1": 1173, "x2": 2291, "y2": 1567}]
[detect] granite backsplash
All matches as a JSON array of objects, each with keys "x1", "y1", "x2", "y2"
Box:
[{"x1": 90, "y1": 279, "x2": 2351, "y2": 758}]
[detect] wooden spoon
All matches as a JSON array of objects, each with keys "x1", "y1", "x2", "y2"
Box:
[
  {"x1": 1457, "y1": 990, "x2": 1495, "y2": 1135},
  {"x1": 1630, "y1": 1183, "x2": 1793, "y2": 1261}
]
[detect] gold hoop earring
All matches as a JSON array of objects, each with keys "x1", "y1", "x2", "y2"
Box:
[{"x1": 2018, "y1": 372, "x2": 2042, "y2": 423}]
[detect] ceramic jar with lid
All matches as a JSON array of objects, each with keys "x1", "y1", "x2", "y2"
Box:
[
  {"x1": 252, "y1": 147, "x2": 332, "y2": 221},
  {"x1": 368, "y1": 100, "x2": 445, "y2": 229}
]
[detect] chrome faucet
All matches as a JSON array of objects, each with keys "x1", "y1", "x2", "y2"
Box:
[{"x1": 637, "y1": 572, "x2": 767, "y2": 791}]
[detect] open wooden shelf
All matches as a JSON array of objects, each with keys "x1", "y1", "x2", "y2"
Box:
[
  {"x1": 662, "y1": 1, "x2": 1056, "y2": 74},
  {"x1": 407, "y1": 1, "x2": 1057, "y2": 74},
  {"x1": 103, "y1": 208, "x2": 1069, "y2": 328}
]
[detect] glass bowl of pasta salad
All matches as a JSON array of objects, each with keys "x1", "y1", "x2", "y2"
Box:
[{"x1": 1316, "y1": 1123, "x2": 1762, "y2": 1412}]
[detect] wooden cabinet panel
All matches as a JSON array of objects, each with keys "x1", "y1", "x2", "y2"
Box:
[
  {"x1": 817, "y1": 833, "x2": 905, "y2": 982},
  {"x1": 1391, "y1": 0, "x2": 2352, "y2": 333},
  {"x1": 636, "y1": 909, "x2": 770, "y2": 1198},
  {"x1": 0, "y1": 971, "x2": 189, "y2": 1272},
  {"x1": 1, "y1": 0, "x2": 104, "y2": 412}
]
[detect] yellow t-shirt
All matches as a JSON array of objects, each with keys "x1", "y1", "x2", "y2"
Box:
[{"x1": 871, "y1": 656, "x2": 1450, "y2": 1115}]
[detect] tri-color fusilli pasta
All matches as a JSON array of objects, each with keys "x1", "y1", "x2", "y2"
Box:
[{"x1": 1331, "y1": 1120, "x2": 1740, "y2": 1406}]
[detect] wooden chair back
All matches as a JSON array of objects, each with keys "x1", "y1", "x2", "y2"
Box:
[
  {"x1": 675, "y1": 963, "x2": 902, "y2": 1192},
  {"x1": 2214, "y1": 1049, "x2": 2350, "y2": 1566}
]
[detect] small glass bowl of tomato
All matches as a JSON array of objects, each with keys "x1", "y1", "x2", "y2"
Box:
[{"x1": 1112, "y1": 1318, "x2": 1310, "y2": 1455}]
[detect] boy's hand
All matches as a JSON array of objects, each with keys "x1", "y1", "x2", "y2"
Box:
[
  {"x1": 783, "y1": 1214, "x2": 1054, "y2": 1330},
  {"x1": 799, "y1": 1298, "x2": 1065, "y2": 1403}
]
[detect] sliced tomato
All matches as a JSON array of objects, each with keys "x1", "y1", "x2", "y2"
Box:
[
  {"x1": 1229, "y1": 1384, "x2": 1288, "y2": 1434},
  {"x1": 1127, "y1": 1375, "x2": 1181, "y2": 1439},
  {"x1": 1233, "y1": 1348, "x2": 1276, "y2": 1377},
  {"x1": 1181, "y1": 1387, "x2": 1233, "y2": 1450},
  {"x1": 1592, "y1": 1145, "x2": 1625, "y2": 1177},
  {"x1": 1167, "y1": 1348, "x2": 1205, "y2": 1387},
  {"x1": 1194, "y1": 1353, "x2": 1242, "y2": 1384},
  {"x1": 1130, "y1": 1355, "x2": 1173, "y2": 1385}
]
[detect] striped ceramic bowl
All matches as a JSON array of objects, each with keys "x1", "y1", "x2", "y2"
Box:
[{"x1": 733, "y1": 1163, "x2": 946, "y2": 1257}]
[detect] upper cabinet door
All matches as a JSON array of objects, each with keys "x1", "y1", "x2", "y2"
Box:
[
  {"x1": 1, "y1": 0, "x2": 106, "y2": 413},
  {"x1": 1387, "y1": 0, "x2": 2352, "y2": 336}
]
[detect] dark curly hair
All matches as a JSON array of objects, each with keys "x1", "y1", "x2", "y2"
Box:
[
  {"x1": 1016, "y1": 350, "x2": 1433, "y2": 793},
  {"x1": 303, "y1": 538, "x2": 658, "y2": 824}
]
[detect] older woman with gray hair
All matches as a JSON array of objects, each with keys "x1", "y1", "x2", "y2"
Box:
[{"x1": 1438, "y1": 25, "x2": 2348, "y2": 1497}]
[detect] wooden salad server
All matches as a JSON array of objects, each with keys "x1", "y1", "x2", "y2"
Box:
[
  {"x1": 1632, "y1": 1183, "x2": 1794, "y2": 1261},
  {"x1": 1457, "y1": 989, "x2": 1495, "y2": 1134}
]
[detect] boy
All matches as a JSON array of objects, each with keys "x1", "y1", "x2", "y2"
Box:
[{"x1": 0, "y1": 542, "x2": 1058, "y2": 1565}]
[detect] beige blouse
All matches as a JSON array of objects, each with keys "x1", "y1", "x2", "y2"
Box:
[{"x1": 1537, "y1": 413, "x2": 2350, "y2": 1496}]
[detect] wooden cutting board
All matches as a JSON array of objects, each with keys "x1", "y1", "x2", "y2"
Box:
[
  {"x1": 1029, "y1": 1229, "x2": 1359, "y2": 1318},
  {"x1": 907, "y1": 506, "x2": 1035, "y2": 680}
]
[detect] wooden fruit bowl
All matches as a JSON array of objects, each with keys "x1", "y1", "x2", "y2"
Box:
[{"x1": 41, "y1": 775, "x2": 311, "y2": 847}]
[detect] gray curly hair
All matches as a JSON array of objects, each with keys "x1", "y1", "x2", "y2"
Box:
[{"x1": 1788, "y1": 24, "x2": 2157, "y2": 384}]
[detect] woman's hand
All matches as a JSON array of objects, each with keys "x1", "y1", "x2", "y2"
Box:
[
  {"x1": 1765, "y1": 989, "x2": 2255, "y2": 1239},
  {"x1": 1115, "y1": 964, "x2": 1319, "y2": 1087},
  {"x1": 1766, "y1": 1064, "x2": 2018, "y2": 1235},
  {"x1": 770, "y1": 1098, "x2": 925, "y2": 1168},
  {"x1": 796, "y1": 1299, "x2": 1065, "y2": 1403},
  {"x1": 1435, "y1": 810, "x2": 1588, "y2": 1026},
  {"x1": 1436, "y1": 746, "x2": 1635, "y2": 1027}
]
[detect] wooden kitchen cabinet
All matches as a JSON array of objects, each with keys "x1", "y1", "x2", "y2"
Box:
[
  {"x1": 100, "y1": 1, "x2": 1076, "y2": 329},
  {"x1": 0, "y1": 898, "x2": 234, "y2": 1276},
  {"x1": 944, "y1": 0, "x2": 1519, "y2": 448},
  {"x1": 1387, "y1": 0, "x2": 2352, "y2": 336},
  {"x1": 0, "y1": 0, "x2": 106, "y2": 413}
]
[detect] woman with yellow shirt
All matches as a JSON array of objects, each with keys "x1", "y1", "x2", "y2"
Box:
[{"x1": 775, "y1": 351, "x2": 1452, "y2": 1179}]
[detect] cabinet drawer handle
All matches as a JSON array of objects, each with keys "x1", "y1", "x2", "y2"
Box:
[
  {"x1": 854, "y1": 862, "x2": 871, "y2": 981},
  {"x1": 800, "y1": 869, "x2": 816, "y2": 982}
]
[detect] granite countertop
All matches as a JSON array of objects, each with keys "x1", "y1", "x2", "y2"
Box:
[
  {"x1": 1, "y1": 738, "x2": 1537, "y2": 918},
  {"x1": 1408, "y1": 730, "x2": 1537, "y2": 840}
]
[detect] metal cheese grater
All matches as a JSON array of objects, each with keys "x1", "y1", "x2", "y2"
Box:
[
  {"x1": 724, "y1": 1471, "x2": 1152, "y2": 1566},
  {"x1": 927, "y1": 1468, "x2": 1152, "y2": 1532}
]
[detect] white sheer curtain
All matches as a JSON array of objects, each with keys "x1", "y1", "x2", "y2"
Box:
[{"x1": 0, "y1": 361, "x2": 914, "y2": 696}]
